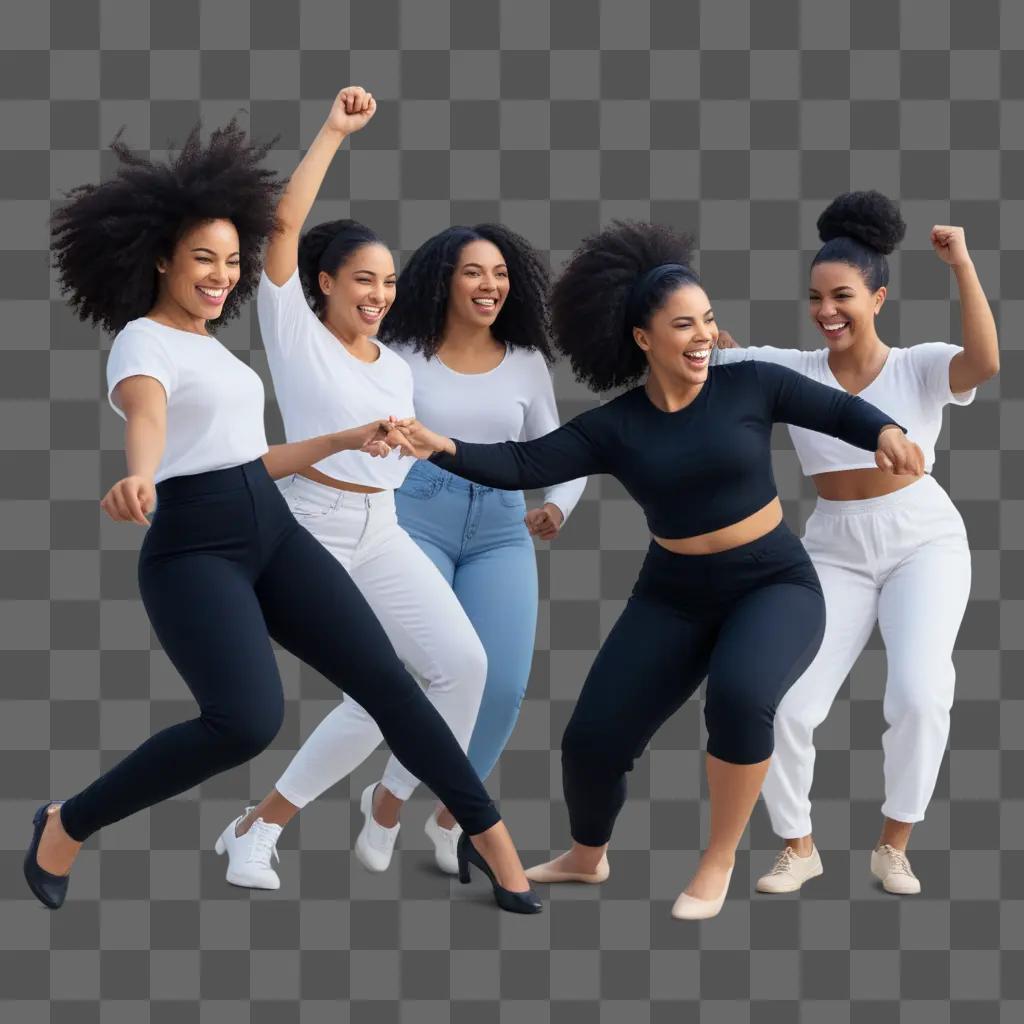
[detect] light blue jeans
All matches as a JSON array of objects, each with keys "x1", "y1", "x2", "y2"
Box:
[{"x1": 395, "y1": 459, "x2": 539, "y2": 783}]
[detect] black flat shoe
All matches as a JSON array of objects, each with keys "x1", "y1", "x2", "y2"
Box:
[
  {"x1": 24, "y1": 803, "x2": 70, "y2": 910},
  {"x1": 456, "y1": 832, "x2": 542, "y2": 914}
]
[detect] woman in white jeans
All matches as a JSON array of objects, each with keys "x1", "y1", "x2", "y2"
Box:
[
  {"x1": 216, "y1": 87, "x2": 520, "y2": 893},
  {"x1": 714, "y1": 191, "x2": 999, "y2": 895}
]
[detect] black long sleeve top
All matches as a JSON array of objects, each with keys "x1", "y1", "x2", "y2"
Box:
[{"x1": 430, "y1": 361, "x2": 904, "y2": 539}]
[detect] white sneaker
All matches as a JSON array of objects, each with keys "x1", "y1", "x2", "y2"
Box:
[
  {"x1": 424, "y1": 810, "x2": 462, "y2": 875},
  {"x1": 214, "y1": 807, "x2": 282, "y2": 890},
  {"x1": 871, "y1": 844, "x2": 921, "y2": 894},
  {"x1": 354, "y1": 783, "x2": 400, "y2": 873},
  {"x1": 756, "y1": 845, "x2": 824, "y2": 894}
]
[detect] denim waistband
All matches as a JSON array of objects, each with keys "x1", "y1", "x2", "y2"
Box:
[{"x1": 409, "y1": 458, "x2": 515, "y2": 495}]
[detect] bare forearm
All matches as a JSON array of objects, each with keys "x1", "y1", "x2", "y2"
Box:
[
  {"x1": 262, "y1": 427, "x2": 373, "y2": 480},
  {"x1": 954, "y1": 260, "x2": 999, "y2": 378},
  {"x1": 124, "y1": 415, "x2": 165, "y2": 480},
  {"x1": 276, "y1": 124, "x2": 348, "y2": 233}
]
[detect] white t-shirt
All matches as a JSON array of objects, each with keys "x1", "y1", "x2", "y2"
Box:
[
  {"x1": 711, "y1": 342, "x2": 975, "y2": 475},
  {"x1": 257, "y1": 269, "x2": 416, "y2": 489},
  {"x1": 392, "y1": 344, "x2": 587, "y2": 520},
  {"x1": 105, "y1": 317, "x2": 269, "y2": 484}
]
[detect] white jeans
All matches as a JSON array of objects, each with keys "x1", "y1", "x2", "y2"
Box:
[
  {"x1": 762, "y1": 474, "x2": 972, "y2": 838},
  {"x1": 274, "y1": 476, "x2": 487, "y2": 806}
]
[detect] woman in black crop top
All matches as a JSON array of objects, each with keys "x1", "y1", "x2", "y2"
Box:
[{"x1": 383, "y1": 221, "x2": 924, "y2": 920}]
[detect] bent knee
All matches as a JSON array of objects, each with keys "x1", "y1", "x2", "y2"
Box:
[
  {"x1": 704, "y1": 690, "x2": 775, "y2": 765},
  {"x1": 210, "y1": 704, "x2": 284, "y2": 762}
]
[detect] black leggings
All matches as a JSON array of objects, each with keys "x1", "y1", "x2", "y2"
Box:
[
  {"x1": 59, "y1": 460, "x2": 500, "y2": 842},
  {"x1": 562, "y1": 523, "x2": 826, "y2": 847}
]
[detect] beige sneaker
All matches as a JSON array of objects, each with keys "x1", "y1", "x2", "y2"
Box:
[
  {"x1": 871, "y1": 844, "x2": 921, "y2": 894},
  {"x1": 755, "y1": 845, "x2": 823, "y2": 893}
]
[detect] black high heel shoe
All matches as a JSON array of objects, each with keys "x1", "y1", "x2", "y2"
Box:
[
  {"x1": 24, "y1": 803, "x2": 70, "y2": 910},
  {"x1": 456, "y1": 831, "x2": 543, "y2": 914}
]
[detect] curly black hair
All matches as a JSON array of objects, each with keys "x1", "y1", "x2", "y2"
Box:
[
  {"x1": 813, "y1": 190, "x2": 906, "y2": 292},
  {"x1": 549, "y1": 220, "x2": 697, "y2": 393},
  {"x1": 377, "y1": 223, "x2": 553, "y2": 361},
  {"x1": 50, "y1": 118, "x2": 282, "y2": 335},
  {"x1": 297, "y1": 218, "x2": 387, "y2": 317}
]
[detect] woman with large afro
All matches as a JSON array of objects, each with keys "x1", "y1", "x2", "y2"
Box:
[
  {"x1": 24, "y1": 104, "x2": 540, "y2": 915},
  {"x1": 384, "y1": 220, "x2": 925, "y2": 919},
  {"x1": 713, "y1": 191, "x2": 999, "y2": 897}
]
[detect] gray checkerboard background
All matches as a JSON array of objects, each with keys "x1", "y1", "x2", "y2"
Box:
[{"x1": 1, "y1": 0, "x2": 1022, "y2": 1019}]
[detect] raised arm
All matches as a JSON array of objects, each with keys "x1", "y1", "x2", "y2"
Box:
[
  {"x1": 264, "y1": 87, "x2": 376, "y2": 286},
  {"x1": 931, "y1": 226, "x2": 1000, "y2": 393},
  {"x1": 388, "y1": 414, "x2": 606, "y2": 491}
]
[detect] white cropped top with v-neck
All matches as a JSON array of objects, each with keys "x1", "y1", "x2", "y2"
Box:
[{"x1": 711, "y1": 342, "x2": 975, "y2": 475}]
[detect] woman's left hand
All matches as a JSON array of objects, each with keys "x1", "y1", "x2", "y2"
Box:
[
  {"x1": 525, "y1": 503, "x2": 564, "y2": 540},
  {"x1": 875, "y1": 426, "x2": 925, "y2": 476},
  {"x1": 931, "y1": 225, "x2": 971, "y2": 269}
]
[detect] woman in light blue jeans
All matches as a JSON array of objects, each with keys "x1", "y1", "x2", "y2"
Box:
[{"x1": 376, "y1": 223, "x2": 587, "y2": 841}]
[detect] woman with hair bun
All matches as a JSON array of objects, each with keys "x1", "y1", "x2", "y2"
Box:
[
  {"x1": 383, "y1": 220, "x2": 925, "y2": 919},
  {"x1": 214, "y1": 88, "x2": 539, "y2": 913},
  {"x1": 364, "y1": 222, "x2": 586, "y2": 873},
  {"x1": 26, "y1": 103, "x2": 539, "y2": 916},
  {"x1": 714, "y1": 191, "x2": 999, "y2": 896}
]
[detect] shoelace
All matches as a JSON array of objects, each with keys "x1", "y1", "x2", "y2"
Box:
[
  {"x1": 245, "y1": 822, "x2": 281, "y2": 866},
  {"x1": 768, "y1": 847, "x2": 798, "y2": 875},
  {"x1": 368, "y1": 818, "x2": 398, "y2": 851},
  {"x1": 879, "y1": 845, "x2": 914, "y2": 876}
]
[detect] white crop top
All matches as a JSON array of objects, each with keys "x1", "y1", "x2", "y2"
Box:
[
  {"x1": 257, "y1": 269, "x2": 416, "y2": 489},
  {"x1": 105, "y1": 318, "x2": 269, "y2": 484},
  {"x1": 392, "y1": 344, "x2": 588, "y2": 521},
  {"x1": 711, "y1": 342, "x2": 975, "y2": 475}
]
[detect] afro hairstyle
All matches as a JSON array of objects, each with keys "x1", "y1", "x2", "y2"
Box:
[
  {"x1": 50, "y1": 118, "x2": 282, "y2": 335},
  {"x1": 549, "y1": 220, "x2": 697, "y2": 393},
  {"x1": 812, "y1": 190, "x2": 906, "y2": 292}
]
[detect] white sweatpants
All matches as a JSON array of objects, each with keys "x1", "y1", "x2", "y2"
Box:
[
  {"x1": 274, "y1": 475, "x2": 487, "y2": 807},
  {"x1": 762, "y1": 474, "x2": 972, "y2": 838}
]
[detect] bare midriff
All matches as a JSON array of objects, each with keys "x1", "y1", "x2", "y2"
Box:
[
  {"x1": 653, "y1": 497, "x2": 784, "y2": 556},
  {"x1": 299, "y1": 465, "x2": 385, "y2": 494},
  {"x1": 812, "y1": 466, "x2": 919, "y2": 501}
]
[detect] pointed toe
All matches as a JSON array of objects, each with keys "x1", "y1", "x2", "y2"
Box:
[{"x1": 24, "y1": 803, "x2": 70, "y2": 910}]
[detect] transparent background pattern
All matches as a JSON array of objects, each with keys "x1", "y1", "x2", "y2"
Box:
[{"x1": 0, "y1": 1, "x2": 1021, "y2": 1020}]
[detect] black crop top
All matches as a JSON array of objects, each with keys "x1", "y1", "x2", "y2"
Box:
[{"x1": 430, "y1": 361, "x2": 904, "y2": 539}]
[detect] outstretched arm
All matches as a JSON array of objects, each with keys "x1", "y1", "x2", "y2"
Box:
[
  {"x1": 264, "y1": 86, "x2": 376, "y2": 286},
  {"x1": 755, "y1": 361, "x2": 925, "y2": 475},
  {"x1": 932, "y1": 226, "x2": 1000, "y2": 393},
  {"x1": 386, "y1": 416, "x2": 606, "y2": 491},
  {"x1": 262, "y1": 421, "x2": 395, "y2": 481}
]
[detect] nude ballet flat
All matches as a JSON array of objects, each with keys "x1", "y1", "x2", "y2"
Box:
[
  {"x1": 671, "y1": 866, "x2": 734, "y2": 921},
  {"x1": 524, "y1": 853, "x2": 610, "y2": 884}
]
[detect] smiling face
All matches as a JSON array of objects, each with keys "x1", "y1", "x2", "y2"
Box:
[
  {"x1": 155, "y1": 218, "x2": 240, "y2": 322},
  {"x1": 319, "y1": 242, "x2": 396, "y2": 336},
  {"x1": 633, "y1": 283, "x2": 718, "y2": 387},
  {"x1": 808, "y1": 261, "x2": 886, "y2": 352},
  {"x1": 446, "y1": 239, "x2": 510, "y2": 331}
]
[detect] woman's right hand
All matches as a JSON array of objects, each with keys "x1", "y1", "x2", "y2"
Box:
[
  {"x1": 384, "y1": 418, "x2": 455, "y2": 460},
  {"x1": 101, "y1": 475, "x2": 155, "y2": 525},
  {"x1": 327, "y1": 86, "x2": 377, "y2": 136}
]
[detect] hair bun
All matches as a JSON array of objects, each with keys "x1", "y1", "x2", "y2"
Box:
[{"x1": 817, "y1": 190, "x2": 906, "y2": 255}]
